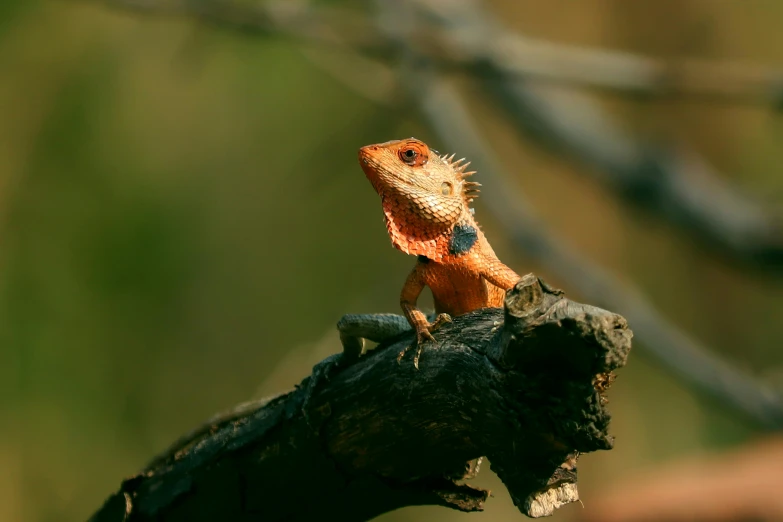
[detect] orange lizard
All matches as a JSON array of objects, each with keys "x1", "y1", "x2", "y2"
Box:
[
  {"x1": 357, "y1": 138, "x2": 522, "y2": 366},
  {"x1": 304, "y1": 137, "x2": 522, "y2": 407}
]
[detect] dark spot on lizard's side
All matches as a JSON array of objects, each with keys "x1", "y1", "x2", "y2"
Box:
[
  {"x1": 417, "y1": 255, "x2": 430, "y2": 264},
  {"x1": 448, "y1": 223, "x2": 478, "y2": 255}
]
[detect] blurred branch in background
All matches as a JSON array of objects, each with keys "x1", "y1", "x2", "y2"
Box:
[
  {"x1": 101, "y1": 0, "x2": 783, "y2": 106},
  {"x1": 414, "y1": 0, "x2": 783, "y2": 274},
  {"x1": 98, "y1": 0, "x2": 783, "y2": 427},
  {"x1": 98, "y1": 0, "x2": 783, "y2": 274}
]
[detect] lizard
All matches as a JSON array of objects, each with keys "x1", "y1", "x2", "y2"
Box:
[
  {"x1": 355, "y1": 137, "x2": 523, "y2": 366},
  {"x1": 303, "y1": 137, "x2": 522, "y2": 406}
]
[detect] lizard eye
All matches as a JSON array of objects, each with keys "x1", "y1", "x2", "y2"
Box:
[
  {"x1": 441, "y1": 182, "x2": 453, "y2": 196},
  {"x1": 400, "y1": 148, "x2": 417, "y2": 164},
  {"x1": 398, "y1": 141, "x2": 429, "y2": 166}
]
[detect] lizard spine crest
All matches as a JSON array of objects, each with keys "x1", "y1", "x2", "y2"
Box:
[{"x1": 441, "y1": 153, "x2": 481, "y2": 203}]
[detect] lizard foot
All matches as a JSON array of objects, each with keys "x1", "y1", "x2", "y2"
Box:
[{"x1": 397, "y1": 313, "x2": 452, "y2": 369}]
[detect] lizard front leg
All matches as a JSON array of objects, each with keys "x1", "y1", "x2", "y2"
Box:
[
  {"x1": 479, "y1": 254, "x2": 522, "y2": 290},
  {"x1": 399, "y1": 264, "x2": 451, "y2": 369}
]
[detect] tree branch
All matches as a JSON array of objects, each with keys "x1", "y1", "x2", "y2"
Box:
[{"x1": 90, "y1": 276, "x2": 632, "y2": 521}]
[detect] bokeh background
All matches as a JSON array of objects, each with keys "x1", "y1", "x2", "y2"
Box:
[{"x1": 2, "y1": 1, "x2": 783, "y2": 521}]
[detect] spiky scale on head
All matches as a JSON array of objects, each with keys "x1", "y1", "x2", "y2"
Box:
[{"x1": 358, "y1": 137, "x2": 483, "y2": 262}]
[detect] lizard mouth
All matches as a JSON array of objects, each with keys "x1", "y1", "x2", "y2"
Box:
[
  {"x1": 358, "y1": 145, "x2": 380, "y2": 175},
  {"x1": 358, "y1": 144, "x2": 396, "y2": 194}
]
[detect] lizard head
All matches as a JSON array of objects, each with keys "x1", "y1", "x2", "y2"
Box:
[{"x1": 358, "y1": 138, "x2": 480, "y2": 260}]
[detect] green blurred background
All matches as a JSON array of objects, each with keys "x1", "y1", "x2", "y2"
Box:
[{"x1": 1, "y1": 1, "x2": 782, "y2": 521}]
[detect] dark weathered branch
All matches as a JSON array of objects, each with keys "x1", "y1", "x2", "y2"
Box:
[{"x1": 90, "y1": 276, "x2": 632, "y2": 521}]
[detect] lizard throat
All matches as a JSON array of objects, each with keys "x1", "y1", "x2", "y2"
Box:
[{"x1": 381, "y1": 197, "x2": 477, "y2": 262}]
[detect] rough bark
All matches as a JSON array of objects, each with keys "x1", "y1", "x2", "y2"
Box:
[{"x1": 89, "y1": 274, "x2": 632, "y2": 521}]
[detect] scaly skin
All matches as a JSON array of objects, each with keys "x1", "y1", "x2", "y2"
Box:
[{"x1": 358, "y1": 138, "x2": 522, "y2": 366}]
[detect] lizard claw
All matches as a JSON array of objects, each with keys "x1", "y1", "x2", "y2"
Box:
[
  {"x1": 429, "y1": 313, "x2": 453, "y2": 330},
  {"x1": 397, "y1": 313, "x2": 452, "y2": 369}
]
